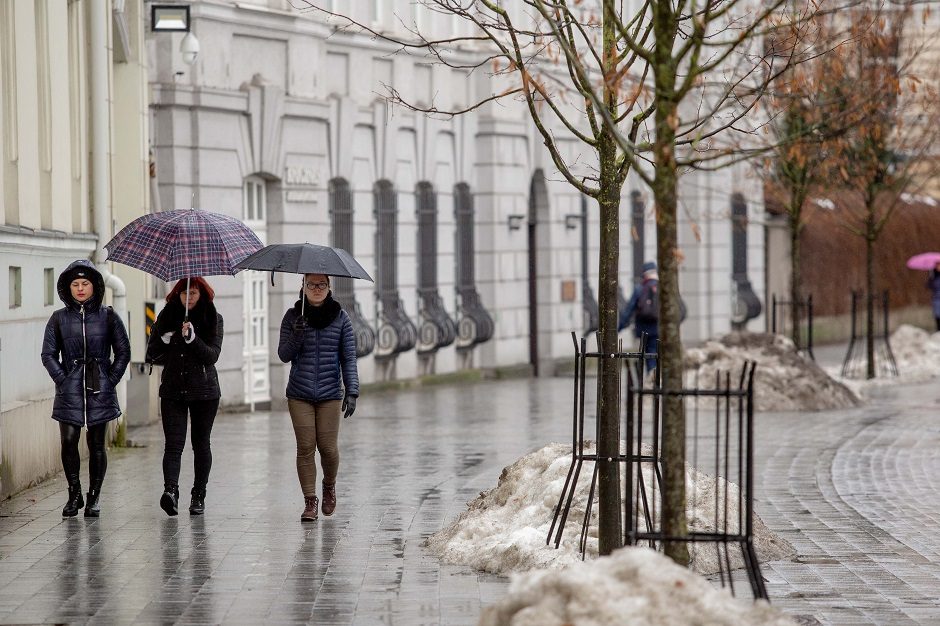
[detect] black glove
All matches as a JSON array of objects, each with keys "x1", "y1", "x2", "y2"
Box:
[
  {"x1": 342, "y1": 393, "x2": 357, "y2": 419},
  {"x1": 292, "y1": 316, "x2": 307, "y2": 333}
]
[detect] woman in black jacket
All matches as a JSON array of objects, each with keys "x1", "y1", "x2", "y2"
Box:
[
  {"x1": 41, "y1": 260, "x2": 131, "y2": 517},
  {"x1": 146, "y1": 277, "x2": 223, "y2": 516}
]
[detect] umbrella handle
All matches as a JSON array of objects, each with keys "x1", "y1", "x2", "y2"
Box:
[
  {"x1": 270, "y1": 270, "x2": 276, "y2": 287},
  {"x1": 183, "y1": 276, "x2": 190, "y2": 328}
]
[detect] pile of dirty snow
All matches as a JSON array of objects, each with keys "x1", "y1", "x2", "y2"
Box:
[
  {"x1": 684, "y1": 332, "x2": 860, "y2": 412},
  {"x1": 825, "y1": 325, "x2": 940, "y2": 396},
  {"x1": 425, "y1": 443, "x2": 793, "y2": 577},
  {"x1": 869, "y1": 324, "x2": 940, "y2": 382},
  {"x1": 479, "y1": 547, "x2": 796, "y2": 626}
]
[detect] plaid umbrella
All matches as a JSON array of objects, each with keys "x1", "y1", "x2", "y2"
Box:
[{"x1": 105, "y1": 209, "x2": 263, "y2": 282}]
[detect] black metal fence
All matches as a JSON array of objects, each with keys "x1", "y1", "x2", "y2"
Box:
[
  {"x1": 770, "y1": 293, "x2": 814, "y2": 359},
  {"x1": 547, "y1": 333, "x2": 767, "y2": 600},
  {"x1": 841, "y1": 290, "x2": 898, "y2": 378}
]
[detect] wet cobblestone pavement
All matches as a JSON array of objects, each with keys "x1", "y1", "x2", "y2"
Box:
[{"x1": 3, "y1": 369, "x2": 940, "y2": 624}]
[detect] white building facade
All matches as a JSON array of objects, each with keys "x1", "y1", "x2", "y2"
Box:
[
  {"x1": 146, "y1": 0, "x2": 767, "y2": 411},
  {"x1": 0, "y1": 0, "x2": 151, "y2": 497}
]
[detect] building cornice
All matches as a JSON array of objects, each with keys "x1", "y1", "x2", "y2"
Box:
[{"x1": 0, "y1": 226, "x2": 97, "y2": 255}]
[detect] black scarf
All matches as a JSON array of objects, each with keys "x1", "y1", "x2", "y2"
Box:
[
  {"x1": 294, "y1": 292, "x2": 342, "y2": 329},
  {"x1": 156, "y1": 298, "x2": 218, "y2": 342}
]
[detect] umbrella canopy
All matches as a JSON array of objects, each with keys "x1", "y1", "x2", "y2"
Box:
[
  {"x1": 105, "y1": 209, "x2": 263, "y2": 281},
  {"x1": 235, "y1": 243, "x2": 373, "y2": 281},
  {"x1": 906, "y1": 252, "x2": 940, "y2": 271}
]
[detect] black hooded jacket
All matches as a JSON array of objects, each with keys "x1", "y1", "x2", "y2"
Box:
[
  {"x1": 40, "y1": 260, "x2": 131, "y2": 427},
  {"x1": 145, "y1": 297, "x2": 223, "y2": 401}
]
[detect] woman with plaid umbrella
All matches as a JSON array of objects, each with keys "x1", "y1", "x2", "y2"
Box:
[{"x1": 146, "y1": 277, "x2": 223, "y2": 516}]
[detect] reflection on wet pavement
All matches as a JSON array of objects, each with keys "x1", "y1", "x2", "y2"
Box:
[{"x1": 0, "y1": 377, "x2": 582, "y2": 625}]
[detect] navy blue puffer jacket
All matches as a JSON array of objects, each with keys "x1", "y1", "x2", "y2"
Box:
[
  {"x1": 278, "y1": 304, "x2": 359, "y2": 403},
  {"x1": 40, "y1": 260, "x2": 131, "y2": 427}
]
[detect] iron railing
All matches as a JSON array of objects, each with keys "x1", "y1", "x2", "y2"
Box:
[{"x1": 548, "y1": 333, "x2": 767, "y2": 600}]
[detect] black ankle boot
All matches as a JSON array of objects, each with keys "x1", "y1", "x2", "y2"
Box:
[
  {"x1": 62, "y1": 482, "x2": 84, "y2": 517},
  {"x1": 84, "y1": 489, "x2": 101, "y2": 517},
  {"x1": 160, "y1": 485, "x2": 179, "y2": 516},
  {"x1": 189, "y1": 488, "x2": 205, "y2": 515}
]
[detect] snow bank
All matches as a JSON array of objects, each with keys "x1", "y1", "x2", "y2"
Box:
[
  {"x1": 479, "y1": 547, "x2": 797, "y2": 626},
  {"x1": 684, "y1": 332, "x2": 860, "y2": 411},
  {"x1": 826, "y1": 325, "x2": 940, "y2": 395},
  {"x1": 871, "y1": 324, "x2": 940, "y2": 382},
  {"x1": 426, "y1": 443, "x2": 793, "y2": 577}
]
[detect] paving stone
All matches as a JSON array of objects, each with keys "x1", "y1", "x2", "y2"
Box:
[{"x1": 5, "y1": 371, "x2": 940, "y2": 623}]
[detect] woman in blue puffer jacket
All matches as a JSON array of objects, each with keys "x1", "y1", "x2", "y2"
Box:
[
  {"x1": 40, "y1": 260, "x2": 130, "y2": 517},
  {"x1": 278, "y1": 273, "x2": 359, "y2": 522}
]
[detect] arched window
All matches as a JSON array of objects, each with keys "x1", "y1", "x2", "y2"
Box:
[
  {"x1": 731, "y1": 192, "x2": 762, "y2": 327},
  {"x1": 453, "y1": 183, "x2": 493, "y2": 350},
  {"x1": 373, "y1": 180, "x2": 416, "y2": 359},
  {"x1": 329, "y1": 177, "x2": 374, "y2": 357},
  {"x1": 415, "y1": 182, "x2": 456, "y2": 353}
]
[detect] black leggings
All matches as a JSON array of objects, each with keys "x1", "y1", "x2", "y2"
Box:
[
  {"x1": 60, "y1": 422, "x2": 108, "y2": 489},
  {"x1": 161, "y1": 398, "x2": 219, "y2": 490}
]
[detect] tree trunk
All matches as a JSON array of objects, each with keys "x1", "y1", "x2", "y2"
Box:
[
  {"x1": 596, "y1": 177, "x2": 622, "y2": 555},
  {"x1": 651, "y1": 28, "x2": 689, "y2": 562},
  {"x1": 596, "y1": 2, "x2": 623, "y2": 556},
  {"x1": 788, "y1": 202, "x2": 803, "y2": 350},
  {"x1": 866, "y1": 210, "x2": 876, "y2": 379}
]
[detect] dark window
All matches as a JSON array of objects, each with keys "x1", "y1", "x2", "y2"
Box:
[
  {"x1": 454, "y1": 183, "x2": 493, "y2": 350},
  {"x1": 329, "y1": 177, "x2": 374, "y2": 357},
  {"x1": 373, "y1": 180, "x2": 416, "y2": 359},
  {"x1": 415, "y1": 182, "x2": 456, "y2": 353},
  {"x1": 416, "y1": 182, "x2": 437, "y2": 293},
  {"x1": 374, "y1": 180, "x2": 398, "y2": 298}
]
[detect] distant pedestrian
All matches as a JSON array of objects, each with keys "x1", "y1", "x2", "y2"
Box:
[
  {"x1": 619, "y1": 261, "x2": 660, "y2": 373},
  {"x1": 277, "y1": 273, "x2": 359, "y2": 522},
  {"x1": 146, "y1": 277, "x2": 223, "y2": 516},
  {"x1": 41, "y1": 260, "x2": 130, "y2": 517},
  {"x1": 928, "y1": 262, "x2": 940, "y2": 331}
]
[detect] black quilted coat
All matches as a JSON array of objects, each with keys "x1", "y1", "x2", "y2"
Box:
[
  {"x1": 145, "y1": 298, "x2": 223, "y2": 401},
  {"x1": 40, "y1": 260, "x2": 131, "y2": 427}
]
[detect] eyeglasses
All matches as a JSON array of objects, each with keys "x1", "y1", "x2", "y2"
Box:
[{"x1": 305, "y1": 282, "x2": 329, "y2": 291}]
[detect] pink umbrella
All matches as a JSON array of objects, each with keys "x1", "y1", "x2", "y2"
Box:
[{"x1": 906, "y1": 252, "x2": 940, "y2": 270}]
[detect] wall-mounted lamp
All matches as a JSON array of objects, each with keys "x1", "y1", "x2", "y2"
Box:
[
  {"x1": 151, "y1": 4, "x2": 191, "y2": 32},
  {"x1": 507, "y1": 214, "x2": 526, "y2": 231},
  {"x1": 564, "y1": 214, "x2": 581, "y2": 230}
]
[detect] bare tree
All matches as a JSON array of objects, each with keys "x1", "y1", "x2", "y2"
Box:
[
  {"x1": 301, "y1": 0, "x2": 652, "y2": 555},
  {"x1": 301, "y1": 0, "x2": 820, "y2": 564}
]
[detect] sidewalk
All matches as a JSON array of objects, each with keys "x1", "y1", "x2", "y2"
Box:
[{"x1": 2, "y1": 368, "x2": 940, "y2": 624}]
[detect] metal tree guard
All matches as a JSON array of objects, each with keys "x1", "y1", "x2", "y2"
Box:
[
  {"x1": 547, "y1": 333, "x2": 768, "y2": 600},
  {"x1": 841, "y1": 290, "x2": 898, "y2": 378},
  {"x1": 770, "y1": 293, "x2": 814, "y2": 360}
]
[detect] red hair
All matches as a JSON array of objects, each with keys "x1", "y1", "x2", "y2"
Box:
[{"x1": 166, "y1": 277, "x2": 215, "y2": 303}]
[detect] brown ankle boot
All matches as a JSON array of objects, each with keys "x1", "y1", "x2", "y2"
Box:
[
  {"x1": 301, "y1": 496, "x2": 319, "y2": 522},
  {"x1": 322, "y1": 482, "x2": 336, "y2": 516}
]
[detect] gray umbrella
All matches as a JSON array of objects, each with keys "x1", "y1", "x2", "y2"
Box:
[
  {"x1": 235, "y1": 243, "x2": 373, "y2": 281},
  {"x1": 235, "y1": 243, "x2": 373, "y2": 315}
]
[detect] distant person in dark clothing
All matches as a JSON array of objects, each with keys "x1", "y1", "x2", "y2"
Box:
[
  {"x1": 146, "y1": 277, "x2": 223, "y2": 516},
  {"x1": 278, "y1": 274, "x2": 359, "y2": 522},
  {"x1": 928, "y1": 262, "x2": 940, "y2": 331},
  {"x1": 619, "y1": 261, "x2": 660, "y2": 373},
  {"x1": 41, "y1": 260, "x2": 130, "y2": 517}
]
